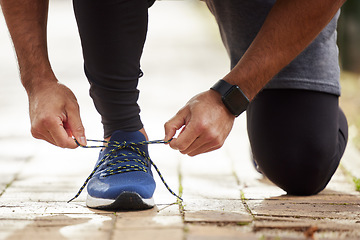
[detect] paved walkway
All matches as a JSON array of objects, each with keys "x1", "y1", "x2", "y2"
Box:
[{"x1": 1, "y1": 1, "x2": 360, "y2": 239}]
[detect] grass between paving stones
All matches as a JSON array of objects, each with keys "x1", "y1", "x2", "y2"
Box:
[
  {"x1": 0, "y1": 156, "x2": 31, "y2": 198},
  {"x1": 0, "y1": 174, "x2": 18, "y2": 198},
  {"x1": 177, "y1": 163, "x2": 185, "y2": 216},
  {"x1": 353, "y1": 178, "x2": 360, "y2": 191},
  {"x1": 233, "y1": 170, "x2": 256, "y2": 221},
  {"x1": 240, "y1": 190, "x2": 255, "y2": 220},
  {"x1": 339, "y1": 165, "x2": 360, "y2": 192}
]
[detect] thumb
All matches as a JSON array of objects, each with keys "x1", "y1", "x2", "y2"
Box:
[
  {"x1": 67, "y1": 107, "x2": 86, "y2": 147},
  {"x1": 164, "y1": 107, "x2": 189, "y2": 142}
]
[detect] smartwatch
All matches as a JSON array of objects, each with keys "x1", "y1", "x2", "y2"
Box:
[{"x1": 210, "y1": 79, "x2": 249, "y2": 117}]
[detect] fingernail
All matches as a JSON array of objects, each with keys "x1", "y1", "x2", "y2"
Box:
[{"x1": 79, "y1": 137, "x2": 87, "y2": 146}]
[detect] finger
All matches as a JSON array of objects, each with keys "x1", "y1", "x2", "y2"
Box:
[
  {"x1": 169, "y1": 122, "x2": 199, "y2": 152},
  {"x1": 164, "y1": 108, "x2": 189, "y2": 142},
  {"x1": 47, "y1": 117, "x2": 78, "y2": 149},
  {"x1": 186, "y1": 141, "x2": 222, "y2": 157},
  {"x1": 65, "y1": 105, "x2": 86, "y2": 146},
  {"x1": 31, "y1": 129, "x2": 58, "y2": 146},
  {"x1": 178, "y1": 134, "x2": 205, "y2": 155},
  {"x1": 179, "y1": 131, "x2": 221, "y2": 156},
  {"x1": 31, "y1": 116, "x2": 77, "y2": 148},
  {"x1": 179, "y1": 127, "x2": 224, "y2": 156}
]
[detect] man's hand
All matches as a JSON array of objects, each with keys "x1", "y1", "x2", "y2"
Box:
[
  {"x1": 28, "y1": 81, "x2": 86, "y2": 148},
  {"x1": 1, "y1": 0, "x2": 86, "y2": 148},
  {"x1": 164, "y1": 90, "x2": 235, "y2": 156}
]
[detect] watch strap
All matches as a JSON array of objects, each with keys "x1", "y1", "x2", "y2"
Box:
[
  {"x1": 210, "y1": 79, "x2": 233, "y2": 96},
  {"x1": 211, "y1": 79, "x2": 250, "y2": 117}
]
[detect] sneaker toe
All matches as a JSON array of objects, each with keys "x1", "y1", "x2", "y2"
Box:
[{"x1": 87, "y1": 171, "x2": 156, "y2": 200}]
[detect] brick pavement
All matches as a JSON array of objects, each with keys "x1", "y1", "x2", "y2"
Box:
[{"x1": 1, "y1": 1, "x2": 360, "y2": 239}]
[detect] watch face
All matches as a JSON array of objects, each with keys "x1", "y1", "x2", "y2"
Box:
[{"x1": 222, "y1": 86, "x2": 249, "y2": 116}]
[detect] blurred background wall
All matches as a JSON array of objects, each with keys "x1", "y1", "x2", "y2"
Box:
[
  {"x1": 338, "y1": 0, "x2": 360, "y2": 74},
  {"x1": 337, "y1": 0, "x2": 360, "y2": 149}
]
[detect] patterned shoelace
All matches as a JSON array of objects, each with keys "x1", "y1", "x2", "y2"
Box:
[{"x1": 68, "y1": 138, "x2": 183, "y2": 203}]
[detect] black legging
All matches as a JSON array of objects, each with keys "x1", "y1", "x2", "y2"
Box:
[
  {"x1": 247, "y1": 89, "x2": 348, "y2": 195},
  {"x1": 73, "y1": 0, "x2": 152, "y2": 138}
]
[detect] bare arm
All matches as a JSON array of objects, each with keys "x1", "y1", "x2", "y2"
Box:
[
  {"x1": 165, "y1": 0, "x2": 346, "y2": 156},
  {"x1": 1, "y1": 0, "x2": 86, "y2": 148},
  {"x1": 224, "y1": 0, "x2": 346, "y2": 100},
  {"x1": 0, "y1": 0, "x2": 53, "y2": 89}
]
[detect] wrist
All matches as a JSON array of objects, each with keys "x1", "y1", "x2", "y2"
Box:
[
  {"x1": 210, "y1": 80, "x2": 250, "y2": 117},
  {"x1": 222, "y1": 74, "x2": 256, "y2": 101},
  {"x1": 21, "y1": 66, "x2": 57, "y2": 95},
  {"x1": 23, "y1": 75, "x2": 58, "y2": 97}
]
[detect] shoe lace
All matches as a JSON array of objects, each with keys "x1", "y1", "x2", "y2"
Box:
[{"x1": 67, "y1": 138, "x2": 183, "y2": 203}]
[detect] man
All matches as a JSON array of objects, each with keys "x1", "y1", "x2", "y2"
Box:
[{"x1": 0, "y1": 0, "x2": 348, "y2": 210}]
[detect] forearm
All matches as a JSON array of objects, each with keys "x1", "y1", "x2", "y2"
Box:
[
  {"x1": 223, "y1": 0, "x2": 346, "y2": 101},
  {"x1": 0, "y1": 0, "x2": 55, "y2": 94}
]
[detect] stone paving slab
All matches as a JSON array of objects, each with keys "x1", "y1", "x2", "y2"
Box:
[
  {"x1": 114, "y1": 205, "x2": 183, "y2": 229},
  {"x1": 253, "y1": 220, "x2": 360, "y2": 234},
  {"x1": 247, "y1": 199, "x2": 360, "y2": 219},
  {"x1": 185, "y1": 210, "x2": 252, "y2": 224},
  {"x1": 185, "y1": 224, "x2": 258, "y2": 240},
  {"x1": 181, "y1": 174, "x2": 240, "y2": 200},
  {"x1": 112, "y1": 228, "x2": 184, "y2": 240},
  {"x1": 3, "y1": 214, "x2": 114, "y2": 240},
  {"x1": 183, "y1": 199, "x2": 253, "y2": 224}
]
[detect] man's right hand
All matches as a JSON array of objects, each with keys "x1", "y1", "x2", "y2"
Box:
[
  {"x1": 28, "y1": 81, "x2": 86, "y2": 148},
  {"x1": 1, "y1": 0, "x2": 85, "y2": 148}
]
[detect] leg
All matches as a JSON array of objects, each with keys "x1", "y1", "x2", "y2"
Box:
[
  {"x1": 72, "y1": 0, "x2": 158, "y2": 210},
  {"x1": 73, "y1": 0, "x2": 149, "y2": 138},
  {"x1": 205, "y1": 0, "x2": 346, "y2": 194},
  {"x1": 247, "y1": 89, "x2": 348, "y2": 195}
]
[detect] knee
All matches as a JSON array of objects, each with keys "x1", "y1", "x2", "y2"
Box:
[
  {"x1": 257, "y1": 142, "x2": 338, "y2": 196},
  {"x1": 281, "y1": 160, "x2": 325, "y2": 196}
]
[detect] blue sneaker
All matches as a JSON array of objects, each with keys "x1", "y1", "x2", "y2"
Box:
[{"x1": 86, "y1": 130, "x2": 156, "y2": 210}]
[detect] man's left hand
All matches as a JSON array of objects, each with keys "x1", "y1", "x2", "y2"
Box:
[{"x1": 164, "y1": 90, "x2": 235, "y2": 156}]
